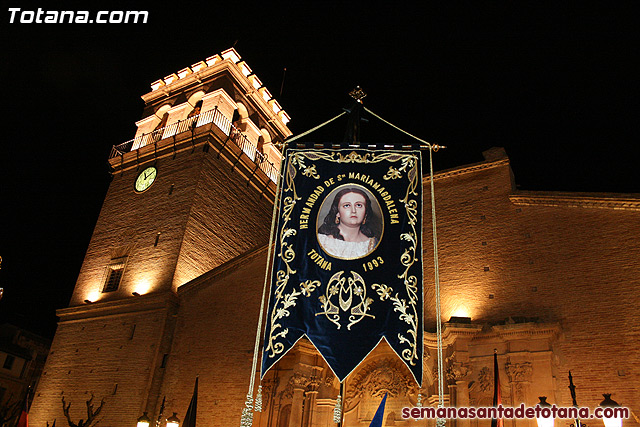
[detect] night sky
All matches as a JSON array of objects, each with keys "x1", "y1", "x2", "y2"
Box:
[{"x1": 1, "y1": 2, "x2": 638, "y2": 338}]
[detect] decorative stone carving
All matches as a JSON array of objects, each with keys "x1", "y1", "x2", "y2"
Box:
[
  {"x1": 477, "y1": 367, "x2": 491, "y2": 393},
  {"x1": 346, "y1": 358, "x2": 415, "y2": 403},
  {"x1": 443, "y1": 352, "x2": 472, "y2": 382},
  {"x1": 446, "y1": 363, "x2": 472, "y2": 382},
  {"x1": 306, "y1": 374, "x2": 320, "y2": 392},
  {"x1": 513, "y1": 382, "x2": 525, "y2": 402},
  {"x1": 505, "y1": 360, "x2": 532, "y2": 402},
  {"x1": 423, "y1": 345, "x2": 432, "y2": 361},
  {"x1": 260, "y1": 377, "x2": 279, "y2": 404},
  {"x1": 432, "y1": 366, "x2": 439, "y2": 383},
  {"x1": 504, "y1": 361, "x2": 532, "y2": 383},
  {"x1": 280, "y1": 372, "x2": 310, "y2": 400},
  {"x1": 470, "y1": 365, "x2": 512, "y2": 407},
  {"x1": 280, "y1": 382, "x2": 294, "y2": 400},
  {"x1": 290, "y1": 372, "x2": 311, "y2": 389},
  {"x1": 323, "y1": 371, "x2": 335, "y2": 388}
]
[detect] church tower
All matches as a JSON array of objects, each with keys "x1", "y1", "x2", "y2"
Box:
[
  {"x1": 29, "y1": 48, "x2": 291, "y2": 426},
  {"x1": 72, "y1": 48, "x2": 291, "y2": 305}
]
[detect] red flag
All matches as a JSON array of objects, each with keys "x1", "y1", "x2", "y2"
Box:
[
  {"x1": 491, "y1": 350, "x2": 503, "y2": 427},
  {"x1": 16, "y1": 391, "x2": 29, "y2": 427}
]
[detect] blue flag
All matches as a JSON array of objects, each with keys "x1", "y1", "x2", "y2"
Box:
[
  {"x1": 262, "y1": 149, "x2": 423, "y2": 384},
  {"x1": 369, "y1": 393, "x2": 388, "y2": 427},
  {"x1": 182, "y1": 377, "x2": 198, "y2": 427}
]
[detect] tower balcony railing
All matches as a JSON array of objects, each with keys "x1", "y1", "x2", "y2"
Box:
[{"x1": 109, "y1": 106, "x2": 279, "y2": 183}]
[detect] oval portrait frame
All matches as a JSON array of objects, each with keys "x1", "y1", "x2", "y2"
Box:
[{"x1": 315, "y1": 183, "x2": 384, "y2": 260}]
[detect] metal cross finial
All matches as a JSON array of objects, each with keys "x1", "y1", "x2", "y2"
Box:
[{"x1": 349, "y1": 86, "x2": 367, "y2": 103}]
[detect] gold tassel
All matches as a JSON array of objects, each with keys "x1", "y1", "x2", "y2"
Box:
[
  {"x1": 333, "y1": 394, "x2": 342, "y2": 424},
  {"x1": 254, "y1": 385, "x2": 263, "y2": 413},
  {"x1": 414, "y1": 393, "x2": 423, "y2": 422},
  {"x1": 241, "y1": 395, "x2": 253, "y2": 427}
]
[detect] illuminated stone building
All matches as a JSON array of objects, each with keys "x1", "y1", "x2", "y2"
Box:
[{"x1": 29, "y1": 49, "x2": 639, "y2": 427}]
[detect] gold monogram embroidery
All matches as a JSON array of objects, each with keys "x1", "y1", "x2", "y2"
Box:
[{"x1": 314, "y1": 271, "x2": 374, "y2": 330}]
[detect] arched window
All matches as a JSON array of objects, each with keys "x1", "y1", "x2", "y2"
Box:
[
  {"x1": 234, "y1": 101, "x2": 249, "y2": 132},
  {"x1": 187, "y1": 100, "x2": 203, "y2": 129},
  {"x1": 260, "y1": 128, "x2": 272, "y2": 145},
  {"x1": 186, "y1": 91, "x2": 205, "y2": 125},
  {"x1": 187, "y1": 100, "x2": 203, "y2": 118},
  {"x1": 133, "y1": 104, "x2": 171, "y2": 150},
  {"x1": 257, "y1": 135, "x2": 265, "y2": 155},
  {"x1": 154, "y1": 112, "x2": 169, "y2": 131},
  {"x1": 152, "y1": 112, "x2": 169, "y2": 142}
]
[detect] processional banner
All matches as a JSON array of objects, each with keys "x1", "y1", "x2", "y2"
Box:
[{"x1": 261, "y1": 149, "x2": 423, "y2": 384}]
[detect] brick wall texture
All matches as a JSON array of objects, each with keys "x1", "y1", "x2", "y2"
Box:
[
  {"x1": 70, "y1": 144, "x2": 272, "y2": 307},
  {"x1": 29, "y1": 307, "x2": 174, "y2": 426},
  {"x1": 30, "y1": 151, "x2": 639, "y2": 427},
  {"x1": 423, "y1": 160, "x2": 639, "y2": 414}
]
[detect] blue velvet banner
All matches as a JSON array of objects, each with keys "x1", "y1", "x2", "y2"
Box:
[{"x1": 261, "y1": 149, "x2": 423, "y2": 384}]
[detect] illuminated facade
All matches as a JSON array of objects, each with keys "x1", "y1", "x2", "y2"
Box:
[{"x1": 29, "y1": 50, "x2": 639, "y2": 427}]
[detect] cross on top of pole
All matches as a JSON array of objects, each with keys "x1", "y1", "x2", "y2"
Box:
[{"x1": 349, "y1": 86, "x2": 367, "y2": 103}]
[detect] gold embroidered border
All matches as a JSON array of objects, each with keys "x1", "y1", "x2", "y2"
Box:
[{"x1": 265, "y1": 150, "x2": 421, "y2": 368}]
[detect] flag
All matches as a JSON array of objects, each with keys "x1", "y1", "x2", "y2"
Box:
[
  {"x1": 182, "y1": 378, "x2": 198, "y2": 427},
  {"x1": 491, "y1": 350, "x2": 503, "y2": 427},
  {"x1": 155, "y1": 396, "x2": 166, "y2": 427},
  {"x1": 262, "y1": 148, "x2": 424, "y2": 384},
  {"x1": 16, "y1": 390, "x2": 29, "y2": 427},
  {"x1": 369, "y1": 393, "x2": 388, "y2": 427}
]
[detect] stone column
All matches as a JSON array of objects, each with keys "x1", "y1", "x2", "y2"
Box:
[
  {"x1": 304, "y1": 367, "x2": 323, "y2": 427},
  {"x1": 289, "y1": 388, "x2": 305, "y2": 427},
  {"x1": 456, "y1": 380, "x2": 471, "y2": 427},
  {"x1": 447, "y1": 359, "x2": 472, "y2": 427},
  {"x1": 288, "y1": 372, "x2": 310, "y2": 427},
  {"x1": 305, "y1": 390, "x2": 318, "y2": 427},
  {"x1": 505, "y1": 360, "x2": 533, "y2": 427}
]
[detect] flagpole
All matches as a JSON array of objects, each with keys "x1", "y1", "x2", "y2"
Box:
[
  {"x1": 155, "y1": 396, "x2": 165, "y2": 427},
  {"x1": 429, "y1": 146, "x2": 446, "y2": 427},
  {"x1": 361, "y1": 104, "x2": 447, "y2": 418},
  {"x1": 491, "y1": 350, "x2": 503, "y2": 427},
  {"x1": 241, "y1": 148, "x2": 287, "y2": 427},
  {"x1": 16, "y1": 385, "x2": 31, "y2": 427},
  {"x1": 336, "y1": 381, "x2": 345, "y2": 427},
  {"x1": 568, "y1": 371, "x2": 582, "y2": 427}
]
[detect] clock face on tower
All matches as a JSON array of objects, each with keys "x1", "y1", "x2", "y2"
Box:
[{"x1": 134, "y1": 166, "x2": 157, "y2": 192}]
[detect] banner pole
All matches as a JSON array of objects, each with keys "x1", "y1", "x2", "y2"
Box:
[
  {"x1": 241, "y1": 151, "x2": 287, "y2": 427},
  {"x1": 335, "y1": 380, "x2": 345, "y2": 427},
  {"x1": 429, "y1": 146, "x2": 446, "y2": 427}
]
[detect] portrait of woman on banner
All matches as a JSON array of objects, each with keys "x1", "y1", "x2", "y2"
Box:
[{"x1": 317, "y1": 186, "x2": 382, "y2": 260}]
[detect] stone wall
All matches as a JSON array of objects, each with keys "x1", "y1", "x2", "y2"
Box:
[
  {"x1": 423, "y1": 152, "x2": 639, "y2": 414},
  {"x1": 33, "y1": 150, "x2": 639, "y2": 427},
  {"x1": 29, "y1": 295, "x2": 177, "y2": 427}
]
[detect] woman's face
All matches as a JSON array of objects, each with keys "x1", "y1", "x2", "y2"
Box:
[{"x1": 337, "y1": 192, "x2": 367, "y2": 227}]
